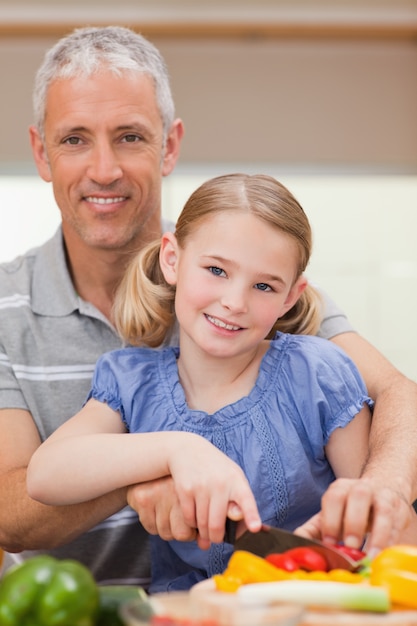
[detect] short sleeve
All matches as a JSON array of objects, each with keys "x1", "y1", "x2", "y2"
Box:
[
  {"x1": 273, "y1": 335, "x2": 373, "y2": 447},
  {"x1": 313, "y1": 285, "x2": 356, "y2": 339},
  {"x1": 86, "y1": 352, "x2": 124, "y2": 418},
  {"x1": 0, "y1": 345, "x2": 28, "y2": 410}
]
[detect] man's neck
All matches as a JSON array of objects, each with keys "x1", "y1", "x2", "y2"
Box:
[{"x1": 62, "y1": 224, "x2": 162, "y2": 321}]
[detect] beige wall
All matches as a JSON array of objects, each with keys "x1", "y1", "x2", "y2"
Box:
[{"x1": 1, "y1": 33, "x2": 417, "y2": 171}]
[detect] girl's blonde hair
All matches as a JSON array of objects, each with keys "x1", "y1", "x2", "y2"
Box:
[{"x1": 113, "y1": 173, "x2": 322, "y2": 347}]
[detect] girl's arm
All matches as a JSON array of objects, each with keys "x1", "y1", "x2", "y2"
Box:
[
  {"x1": 320, "y1": 404, "x2": 372, "y2": 546},
  {"x1": 27, "y1": 399, "x2": 261, "y2": 544},
  {"x1": 325, "y1": 404, "x2": 372, "y2": 480},
  {"x1": 296, "y1": 404, "x2": 373, "y2": 546}
]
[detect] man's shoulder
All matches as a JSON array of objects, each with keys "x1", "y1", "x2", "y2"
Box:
[
  {"x1": 0, "y1": 248, "x2": 38, "y2": 293},
  {"x1": 0, "y1": 230, "x2": 61, "y2": 296}
]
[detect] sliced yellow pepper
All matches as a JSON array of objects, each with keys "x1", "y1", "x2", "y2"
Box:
[
  {"x1": 371, "y1": 545, "x2": 417, "y2": 575},
  {"x1": 370, "y1": 567, "x2": 417, "y2": 609},
  {"x1": 224, "y1": 551, "x2": 289, "y2": 584},
  {"x1": 325, "y1": 569, "x2": 365, "y2": 584},
  {"x1": 213, "y1": 574, "x2": 243, "y2": 593}
]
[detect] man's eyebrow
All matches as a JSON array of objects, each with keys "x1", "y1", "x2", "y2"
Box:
[
  {"x1": 56, "y1": 121, "x2": 148, "y2": 134},
  {"x1": 57, "y1": 125, "x2": 86, "y2": 135}
]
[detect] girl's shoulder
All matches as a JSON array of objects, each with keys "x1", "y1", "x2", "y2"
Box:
[
  {"x1": 96, "y1": 345, "x2": 178, "y2": 376},
  {"x1": 270, "y1": 331, "x2": 349, "y2": 362},
  {"x1": 267, "y1": 332, "x2": 362, "y2": 384}
]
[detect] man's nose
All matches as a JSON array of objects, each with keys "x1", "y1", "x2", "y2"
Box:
[{"x1": 86, "y1": 143, "x2": 123, "y2": 185}]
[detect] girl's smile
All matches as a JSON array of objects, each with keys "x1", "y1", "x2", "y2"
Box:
[{"x1": 205, "y1": 314, "x2": 244, "y2": 332}]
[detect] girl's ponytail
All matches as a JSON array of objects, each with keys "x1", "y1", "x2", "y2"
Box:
[{"x1": 113, "y1": 240, "x2": 175, "y2": 347}]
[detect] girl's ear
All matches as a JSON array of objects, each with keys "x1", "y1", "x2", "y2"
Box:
[
  {"x1": 159, "y1": 232, "x2": 179, "y2": 285},
  {"x1": 280, "y1": 275, "x2": 308, "y2": 317}
]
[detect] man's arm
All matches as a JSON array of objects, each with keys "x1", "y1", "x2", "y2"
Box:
[
  {"x1": 0, "y1": 409, "x2": 127, "y2": 552},
  {"x1": 319, "y1": 331, "x2": 417, "y2": 551},
  {"x1": 333, "y1": 331, "x2": 417, "y2": 501}
]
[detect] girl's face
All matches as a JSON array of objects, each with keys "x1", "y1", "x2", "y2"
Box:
[{"x1": 160, "y1": 210, "x2": 307, "y2": 359}]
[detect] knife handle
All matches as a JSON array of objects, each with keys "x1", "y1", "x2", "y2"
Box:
[{"x1": 224, "y1": 518, "x2": 238, "y2": 544}]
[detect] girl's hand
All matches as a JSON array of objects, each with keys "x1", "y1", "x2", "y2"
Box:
[{"x1": 167, "y1": 434, "x2": 261, "y2": 546}]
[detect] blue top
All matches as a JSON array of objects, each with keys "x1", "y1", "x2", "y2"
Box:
[{"x1": 88, "y1": 332, "x2": 372, "y2": 592}]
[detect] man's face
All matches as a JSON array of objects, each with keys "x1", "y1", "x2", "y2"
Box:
[{"x1": 32, "y1": 71, "x2": 177, "y2": 251}]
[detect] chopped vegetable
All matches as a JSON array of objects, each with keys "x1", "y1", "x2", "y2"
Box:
[
  {"x1": 371, "y1": 545, "x2": 417, "y2": 575},
  {"x1": 265, "y1": 553, "x2": 299, "y2": 572},
  {"x1": 281, "y1": 547, "x2": 328, "y2": 572},
  {"x1": 225, "y1": 551, "x2": 288, "y2": 584},
  {"x1": 370, "y1": 568, "x2": 417, "y2": 609},
  {"x1": 324, "y1": 569, "x2": 365, "y2": 584},
  {"x1": 333, "y1": 545, "x2": 366, "y2": 561},
  {"x1": 368, "y1": 545, "x2": 417, "y2": 609},
  {"x1": 213, "y1": 574, "x2": 243, "y2": 593},
  {"x1": 237, "y1": 580, "x2": 390, "y2": 612},
  {"x1": 214, "y1": 550, "x2": 366, "y2": 592}
]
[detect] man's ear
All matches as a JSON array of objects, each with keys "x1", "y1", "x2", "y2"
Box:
[
  {"x1": 29, "y1": 125, "x2": 52, "y2": 182},
  {"x1": 161, "y1": 119, "x2": 184, "y2": 177},
  {"x1": 159, "y1": 232, "x2": 179, "y2": 285},
  {"x1": 280, "y1": 275, "x2": 308, "y2": 317}
]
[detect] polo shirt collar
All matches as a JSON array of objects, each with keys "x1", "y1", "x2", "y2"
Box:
[{"x1": 32, "y1": 226, "x2": 80, "y2": 316}]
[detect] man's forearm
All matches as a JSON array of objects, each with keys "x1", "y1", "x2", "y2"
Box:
[
  {"x1": 0, "y1": 467, "x2": 127, "y2": 552},
  {"x1": 361, "y1": 376, "x2": 417, "y2": 504}
]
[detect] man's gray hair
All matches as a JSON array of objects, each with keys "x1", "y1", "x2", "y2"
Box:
[{"x1": 33, "y1": 25, "x2": 175, "y2": 142}]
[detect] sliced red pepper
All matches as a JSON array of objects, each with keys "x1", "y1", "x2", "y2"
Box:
[
  {"x1": 334, "y1": 545, "x2": 366, "y2": 561},
  {"x1": 283, "y1": 547, "x2": 329, "y2": 572},
  {"x1": 265, "y1": 553, "x2": 299, "y2": 572}
]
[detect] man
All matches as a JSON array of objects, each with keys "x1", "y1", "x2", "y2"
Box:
[{"x1": 0, "y1": 25, "x2": 416, "y2": 587}]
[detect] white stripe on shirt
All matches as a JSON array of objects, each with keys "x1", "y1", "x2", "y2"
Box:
[
  {"x1": 0, "y1": 354, "x2": 95, "y2": 381},
  {"x1": 0, "y1": 294, "x2": 31, "y2": 309}
]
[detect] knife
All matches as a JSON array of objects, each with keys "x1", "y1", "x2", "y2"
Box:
[{"x1": 232, "y1": 524, "x2": 359, "y2": 571}]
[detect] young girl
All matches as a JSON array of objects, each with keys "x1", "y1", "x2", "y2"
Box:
[{"x1": 27, "y1": 173, "x2": 372, "y2": 592}]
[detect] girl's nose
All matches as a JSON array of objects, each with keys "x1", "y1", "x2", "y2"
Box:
[{"x1": 220, "y1": 285, "x2": 248, "y2": 313}]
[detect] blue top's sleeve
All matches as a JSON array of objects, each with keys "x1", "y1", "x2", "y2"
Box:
[
  {"x1": 273, "y1": 334, "x2": 373, "y2": 447},
  {"x1": 86, "y1": 351, "x2": 125, "y2": 418}
]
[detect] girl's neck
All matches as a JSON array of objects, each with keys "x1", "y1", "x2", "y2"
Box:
[{"x1": 177, "y1": 339, "x2": 270, "y2": 414}]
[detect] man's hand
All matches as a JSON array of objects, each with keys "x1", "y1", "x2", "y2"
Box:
[
  {"x1": 295, "y1": 477, "x2": 414, "y2": 556},
  {"x1": 127, "y1": 477, "x2": 253, "y2": 551},
  {"x1": 128, "y1": 477, "x2": 198, "y2": 542}
]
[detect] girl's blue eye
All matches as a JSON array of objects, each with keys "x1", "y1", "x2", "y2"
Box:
[
  {"x1": 208, "y1": 266, "x2": 225, "y2": 277},
  {"x1": 255, "y1": 283, "x2": 272, "y2": 292}
]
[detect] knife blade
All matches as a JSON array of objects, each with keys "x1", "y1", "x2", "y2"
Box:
[{"x1": 233, "y1": 524, "x2": 359, "y2": 571}]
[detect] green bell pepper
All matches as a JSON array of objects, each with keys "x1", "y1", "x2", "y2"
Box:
[{"x1": 0, "y1": 555, "x2": 99, "y2": 626}]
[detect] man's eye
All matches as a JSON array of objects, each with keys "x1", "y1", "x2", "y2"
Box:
[
  {"x1": 208, "y1": 266, "x2": 225, "y2": 277},
  {"x1": 122, "y1": 134, "x2": 141, "y2": 143},
  {"x1": 255, "y1": 283, "x2": 272, "y2": 292},
  {"x1": 63, "y1": 136, "x2": 82, "y2": 145}
]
